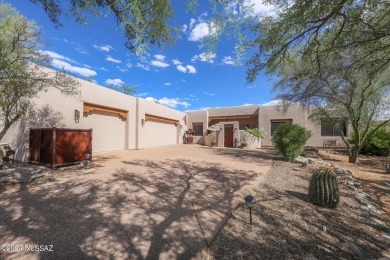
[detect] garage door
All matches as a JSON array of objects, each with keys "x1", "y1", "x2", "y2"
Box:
[
  {"x1": 143, "y1": 120, "x2": 177, "y2": 148},
  {"x1": 83, "y1": 111, "x2": 126, "y2": 152}
]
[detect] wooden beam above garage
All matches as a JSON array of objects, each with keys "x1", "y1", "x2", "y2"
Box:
[
  {"x1": 145, "y1": 113, "x2": 179, "y2": 126},
  {"x1": 83, "y1": 102, "x2": 128, "y2": 119},
  {"x1": 208, "y1": 114, "x2": 258, "y2": 121}
]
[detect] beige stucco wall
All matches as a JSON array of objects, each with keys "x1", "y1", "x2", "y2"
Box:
[
  {"x1": 259, "y1": 104, "x2": 308, "y2": 146},
  {"x1": 0, "y1": 67, "x2": 187, "y2": 161},
  {"x1": 187, "y1": 110, "x2": 208, "y2": 145},
  {"x1": 208, "y1": 105, "x2": 259, "y2": 117},
  {"x1": 239, "y1": 130, "x2": 261, "y2": 149},
  {"x1": 306, "y1": 108, "x2": 350, "y2": 147},
  {"x1": 137, "y1": 98, "x2": 186, "y2": 149}
]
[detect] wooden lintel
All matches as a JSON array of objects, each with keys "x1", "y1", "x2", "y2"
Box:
[
  {"x1": 270, "y1": 119, "x2": 293, "y2": 123},
  {"x1": 145, "y1": 113, "x2": 179, "y2": 126},
  {"x1": 208, "y1": 114, "x2": 258, "y2": 121},
  {"x1": 83, "y1": 102, "x2": 128, "y2": 119}
]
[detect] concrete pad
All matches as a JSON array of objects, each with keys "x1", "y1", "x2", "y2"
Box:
[{"x1": 0, "y1": 145, "x2": 274, "y2": 259}]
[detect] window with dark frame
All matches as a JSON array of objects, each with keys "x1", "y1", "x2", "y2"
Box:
[
  {"x1": 270, "y1": 119, "x2": 292, "y2": 135},
  {"x1": 320, "y1": 120, "x2": 347, "y2": 136},
  {"x1": 192, "y1": 123, "x2": 204, "y2": 136}
]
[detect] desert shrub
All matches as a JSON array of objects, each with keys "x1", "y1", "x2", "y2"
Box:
[
  {"x1": 271, "y1": 123, "x2": 311, "y2": 161},
  {"x1": 351, "y1": 128, "x2": 390, "y2": 156}
]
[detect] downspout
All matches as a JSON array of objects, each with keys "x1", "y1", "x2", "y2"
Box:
[{"x1": 135, "y1": 97, "x2": 139, "y2": 149}]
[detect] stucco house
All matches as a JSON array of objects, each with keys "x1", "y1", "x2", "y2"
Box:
[
  {"x1": 186, "y1": 104, "x2": 349, "y2": 148},
  {"x1": 0, "y1": 68, "x2": 186, "y2": 162},
  {"x1": 0, "y1": 68, "x2": 349, "y2": 162}
]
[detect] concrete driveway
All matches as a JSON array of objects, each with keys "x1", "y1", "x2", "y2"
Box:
[{"x1": 0, "y1": 145, "x2": 274, "y2": 259}]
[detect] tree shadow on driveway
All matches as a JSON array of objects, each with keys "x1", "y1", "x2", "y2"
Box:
[{"x1": 0, "y1": 158, "x2": 263, "y2": 259}]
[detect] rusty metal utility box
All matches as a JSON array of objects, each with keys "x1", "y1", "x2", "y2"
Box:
[{"x1": 29, "y1": 128, "x2": 92, "y2": 169}]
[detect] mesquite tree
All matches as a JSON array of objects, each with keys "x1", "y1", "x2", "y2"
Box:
[
  {"x1": 0, "y1": 3, "x2": 79, "y2": 140},
  {"x1": 273, "y1": 52, "x2": 390, "y2": 163}
]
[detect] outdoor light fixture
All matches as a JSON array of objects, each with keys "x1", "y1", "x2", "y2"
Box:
[
  {"x1": 244, "y1": 195, "x2": 256, "y2": 225},
  {"x1": 74, "y1": 110, "x2": 80, "y2": 123},
  {"x1": 141, "y1": 118, "x2": 145, "y2": 126}
]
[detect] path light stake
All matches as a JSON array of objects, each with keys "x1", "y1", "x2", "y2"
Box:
[{"x1": 244, "y1": 195, "x2": 256, "y2": 225}]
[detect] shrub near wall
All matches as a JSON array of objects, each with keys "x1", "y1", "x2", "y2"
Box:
[
  {"x1": 357, "y1": 128, "x2": 390, "y2": 156},
  {"x1": 272, "y1": 123, "x2": 312, "y2": 161}
]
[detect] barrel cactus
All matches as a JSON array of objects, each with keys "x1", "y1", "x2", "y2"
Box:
[{"x1": 308, "y1": 167, "x2": 340, "y2": 208}]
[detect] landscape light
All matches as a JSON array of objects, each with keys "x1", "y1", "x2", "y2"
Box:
[{"x1": 244, "y1": 195, "x2": 256, "y2": 225}]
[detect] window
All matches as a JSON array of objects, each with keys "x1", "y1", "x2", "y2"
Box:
[
  {"x1": 270, "y1": 119, "x2": 292, "y2": 135},
  {"x1": 321, "y1": 120, "x2": 347, "y2": 136},
  {"x1": 192, "y1": 123, "x2": 204, "y2": 136}
]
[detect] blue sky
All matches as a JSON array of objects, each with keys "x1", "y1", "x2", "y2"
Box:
[{"x1": 9, "y1": 0, "x2": 278, "y2": 111}]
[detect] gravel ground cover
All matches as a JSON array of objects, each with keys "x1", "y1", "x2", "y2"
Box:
[{"x1": 205, "y1": 160, "x2": 390, "y2": 259}]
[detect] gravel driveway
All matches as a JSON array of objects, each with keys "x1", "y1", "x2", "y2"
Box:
[{"x1": 0, "y1": 145, "x2": 273, "y2": 259}]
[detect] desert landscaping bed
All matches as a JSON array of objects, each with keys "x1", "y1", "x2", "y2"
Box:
[{"x1": 205, "y1": 159, "x2": 390, "y2": 259}]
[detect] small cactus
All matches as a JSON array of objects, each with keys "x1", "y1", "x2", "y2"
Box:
[{"x1": 308, "y1": 167, "x2": 340, "y2": 208}]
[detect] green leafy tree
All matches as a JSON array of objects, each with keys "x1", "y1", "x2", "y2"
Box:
[
  {"x1": 273, "y1": 49, "x2": 390, "y2": 163},
  {"x1": 246, "y1": 0, "x2": 390, "y2": 85},
  {"x1": 351, "y1": 127, "x2": 390, "y2": 156},
  {"x1": 245, "y1": 127, "x2": 265, "y2": 147},
  {"x1": 0, "y1": 3, "x2": 79, "y2": 140},
  {"x1": 106, "y1": 83, "x2": 138, "y2": 96},
  {"x1": 271, "y1": 123, "x2": 311, "y2": 161},
  {"x1": 29, "y1": 0, "x2": 176, "y2": 55}
]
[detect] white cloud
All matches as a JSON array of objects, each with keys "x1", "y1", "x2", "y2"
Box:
[
  {"x1": 137, "y1": 63, "x2": 150, "y2": 71},
  {"x1": 186, "y1": 65, "x2": 197, "y2": 74},
  {"x1": 75, "y1": 46, "x2": 88, "y2": 54},
  {"x1": 246, "y1": 0, "x2": 278, "y2": 17},
  {"x1": 188, "y1": 22, "x2": 217, "y2": 42},
  {"x1": 154, "y1": 54, "x2": 165, "y2": 61},
  {"x1": 177, "y1": 65, "x2": 187, "y2": 73},
  {"x1": 93, "y1": 44, "x2": 114, "y2": 52},
  {"x1": 172, "y1": 59, "x2": 182, "y2": 65},
  {"x1": 99, "y1": 67, "x2": 108, "y2": 71},
  {"x1": 164, "y1": 82, "x2": 172, "y2": 86},
  {"x1": 222, "y1": 56, "x2": 235, "y2": 65},
  {"x1": 182, "y1": 24, "x2": 188, "y2": 33},
  {"x1": 105, "y1": 78, "x2": 125, "y2": 86},
  {"x1": 42, "y1": 50, "x2": 78, "y2": 64},
  {"x1": 262, "y1": 100, "x2": 283, "y2": 106},
  {"x1": 126, "y1": 63, "x2": 132, "y2": 68},
  {"x1": 150, "y1": 60, "x2": 169, "y2": 68},
  {"x1": 106, "y1": 55, "x2": 122, "y2": 63},
  {"x1": 134, "y1": 92, "x2": 149, "y2": 97},
  {"x1": 203, "y1": 91, "x2": 215, "y2": 96},
  {"x1": 83, "y1": 64, "x2": 92, "y2": 68},
  {"x1": 176, "y1": 64, "x2": 197, "y2": 74},
  {"x1": 192, "y1": 52, "x2": 216, "y2": 63},
  {"x1": 51, "y1": 59, "x2": 97, "y2": 77},
  {"x1": 189, "y1": 18, "x2": 196, "y2": 30},
  {"x1": 228, "y1": 0, "x2": 278, "y2": 19},
  {"x1": 145, "y1": 97, "x2": 191, "y2": 108},
  {"x1": 116, "y1": 66, "x2": 128, "y2": 72}
]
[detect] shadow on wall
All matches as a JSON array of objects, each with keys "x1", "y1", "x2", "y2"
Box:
[{"x1": 14, "y1": 104, "x2": 66, "y2": 161}]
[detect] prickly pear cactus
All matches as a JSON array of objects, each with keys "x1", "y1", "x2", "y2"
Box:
[{"x1": 308, "y1": 167, "x2": 340, "y2": 208}]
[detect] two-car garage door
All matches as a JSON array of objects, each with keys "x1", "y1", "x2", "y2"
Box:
[
  {"x1": 83, "y1": 102, "x2": 179, "y2": 151},
  {"x1": 142, "y1": 120, "x2": 178, "y2": 148},
  {"x1": 83, "y1": 111, "x2": 126, "y2": 152}
]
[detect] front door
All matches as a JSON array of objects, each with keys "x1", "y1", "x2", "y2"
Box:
[{"x1": 224, "y1": 125, "x2": 234, "y2": 147}]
